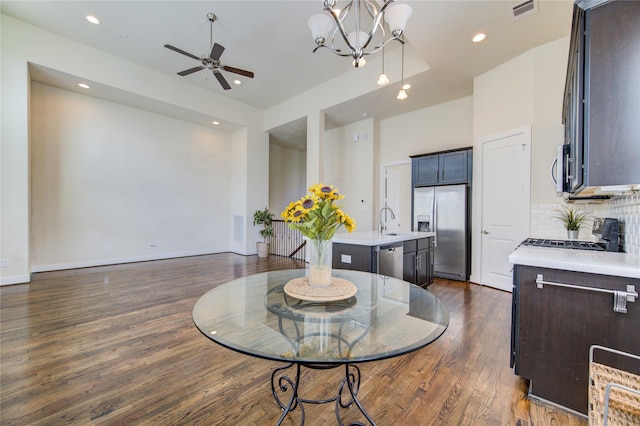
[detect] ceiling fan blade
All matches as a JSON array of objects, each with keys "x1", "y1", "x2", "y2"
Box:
[
  {"x1": 213, "y1": 71, "x2": 231, "y2": 90},
  {"x1": 164, "y1": 44, "x2": 200, "y2": 61},
  {"x1": 222, "y1": 65, "x2": 255, "y2": 79},
  {"x1": 210, "y1": 43, "x2": 225, "y2": 61},
  {"x1": 177, "y1": 66, "x2": 205, "y2": 76}
]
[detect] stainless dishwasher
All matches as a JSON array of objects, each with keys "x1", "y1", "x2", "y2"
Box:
[{"x1": 377, "y1": 241, "x2": 403, "y2": 279}]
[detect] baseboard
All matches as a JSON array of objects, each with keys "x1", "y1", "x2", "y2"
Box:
[
  {"x1": 0, "y1": 274, "x2": 32, "y2": 286},
  {"x1": 30, "y1": 249, "x2": 226, "y2": 273}
]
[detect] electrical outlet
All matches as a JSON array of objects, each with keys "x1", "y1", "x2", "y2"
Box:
[{"x1": 1, "y1": 258, "x2": 9, "y2": 268}]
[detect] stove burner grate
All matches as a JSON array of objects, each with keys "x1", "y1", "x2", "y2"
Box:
[{"x1": 521, "y1": 238, "x2": 606, "y2": 251}]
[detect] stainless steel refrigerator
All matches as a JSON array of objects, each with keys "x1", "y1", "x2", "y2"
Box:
[{"x1": 413, "y1": 184, "x2": 469, "y2": 281}]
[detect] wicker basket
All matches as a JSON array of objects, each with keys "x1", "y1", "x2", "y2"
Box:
[{"x1": 589, "y1": 354, "x2": 640, "y2": 426}]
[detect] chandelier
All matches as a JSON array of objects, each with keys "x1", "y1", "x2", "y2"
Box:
[{"x1": 307, "y1": 0, "x2": 413, "y2": 68}]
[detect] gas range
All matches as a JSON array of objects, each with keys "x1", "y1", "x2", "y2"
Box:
[
  {"x1": 520, "y1": 238, "x2": 606, "y2": 251},
  {"x1": 521, "y1": 217, "x2": 621, "y2": 252}
]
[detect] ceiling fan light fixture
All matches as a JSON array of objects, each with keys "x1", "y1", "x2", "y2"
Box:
[{"x1": 164, "y1": 13, "x2": 254, "y2": 91}]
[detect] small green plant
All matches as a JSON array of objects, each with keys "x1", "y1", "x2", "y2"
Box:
[
  {"x1": 253, "y1": 207, "x2": 274, "y2": 242},
  {"x1": 554, "y1": 204, "x2": 590, "y2": 231}
]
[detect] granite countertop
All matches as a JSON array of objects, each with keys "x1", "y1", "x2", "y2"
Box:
[
  {"x1": 508, "y1": 245, "x2": 640, "y2": 279},
  {"x1": 332, "y1": 231, "x2": 436, "y2": 246}
]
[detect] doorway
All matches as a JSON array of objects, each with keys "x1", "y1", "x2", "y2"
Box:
[{"x1": 379, "y1": 161, "x2": 411, "y2": 233}]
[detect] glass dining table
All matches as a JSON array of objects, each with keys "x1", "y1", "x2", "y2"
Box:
[{"x1": 192, "y1": 268, "x2": 449, "y2": 425}]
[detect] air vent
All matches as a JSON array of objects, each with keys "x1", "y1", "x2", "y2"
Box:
[
  {"x1": 512, "y1": 0, "x2": 537, "y2": 21},
  {"x1": 233, "y1": 215, "x2": 243, "y2": 242}
]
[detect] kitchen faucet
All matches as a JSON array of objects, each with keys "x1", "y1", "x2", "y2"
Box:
[{"x1": 379, "y1": 207, "x2": 396, "y2": 233}]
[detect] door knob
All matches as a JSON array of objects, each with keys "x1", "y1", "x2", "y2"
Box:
[{"x1": 482, "y1": 230, "x2": 490, "y2": 234}]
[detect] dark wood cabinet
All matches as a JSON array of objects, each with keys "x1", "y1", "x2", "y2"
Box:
[
  {"x1": 563, "y1": 0, "x2": 640, "y2": 194},
  {"x1": 411, "y1": 148, "x2": 471, "y2": 187},
  {"x1": 333, "y1": 238, "x2": 433, "y2": 287},
  {"x1": 332, "y1": 243, "x2": 374, "y2": 273},
  {"x1": 412, "y1": 155, "x2": 439, "y2": 186},
  {"x1": 403, "y1": 238, "x2": 434, "y2": 287},
  {"x1": 511, "y1": 265, "x2": 640, "y2": 414}
]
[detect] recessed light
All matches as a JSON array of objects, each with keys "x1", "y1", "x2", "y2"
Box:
[
  {"x1": 86, "y1": 15, "x2": 100, "y2": 25},
  {"x1": 472, "y1": 33, "x2": 487, "y2": 43},
  {"x1": 233, "y1": 80, "x2": 241, "y2": 85},
  {"x1": 212, "y1": 121, "x2": 220, "y2": 125},
  {"x1": 78, "y1": 83, "x2": 90, "y2": 89}
]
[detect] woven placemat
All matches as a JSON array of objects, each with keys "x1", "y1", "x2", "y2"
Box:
[{"x1": 284, "y1": 277, "x2": 357, "y2": 302}]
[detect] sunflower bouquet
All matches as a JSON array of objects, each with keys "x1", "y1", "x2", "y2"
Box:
[
  {"x1": 281, "y1": 184, "x2": 356, "y2": 285},
  {"x1": 281, "y1": 183, "x2": 356, "y2": 239}
]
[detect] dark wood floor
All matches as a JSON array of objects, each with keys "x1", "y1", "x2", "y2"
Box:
[{"x1": 1, "y1": 253, "x2": 586, "y2": 425}]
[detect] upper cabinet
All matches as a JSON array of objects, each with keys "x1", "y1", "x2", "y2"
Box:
[
  {"x1": 562, "y1": 0, "x2": 640, "y2": 195},
  {"x1": 411, "y1": 148, "x2": 472, "y2": 187}
]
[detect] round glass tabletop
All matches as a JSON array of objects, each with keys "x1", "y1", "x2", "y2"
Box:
[{"x1": 193, "y1": 269, "x2": 449, "y2": 364}]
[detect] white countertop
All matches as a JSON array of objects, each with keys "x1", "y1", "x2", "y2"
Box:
[
  {"x1": 332, "y1": 231, "x2": 435, "y2": 246},
  {"x1": 508, "y1": 245, "x2": 640, "y2": 279}
]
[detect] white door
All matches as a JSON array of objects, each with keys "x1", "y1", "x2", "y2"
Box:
[{"x1": 480, "y1": 128, "x2": 531, "y2": 292}]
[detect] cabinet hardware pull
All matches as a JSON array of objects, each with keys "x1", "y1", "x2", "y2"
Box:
[{"x1": 535, "y1": 274, "x2": 638, "y2": 313}]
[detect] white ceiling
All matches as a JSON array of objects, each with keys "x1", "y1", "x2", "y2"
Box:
[{"x1": 1, "y1": 0, "x2": 574, "y2": 147}]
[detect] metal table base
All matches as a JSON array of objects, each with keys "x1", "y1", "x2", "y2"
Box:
[{"x1": 271, "y1": 362, "x2": 375, "y2": 426}]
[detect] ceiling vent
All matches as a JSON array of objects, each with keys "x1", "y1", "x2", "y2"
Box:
[{"x1": 512, "y1": 0, "x2": 538, "y2": 21}]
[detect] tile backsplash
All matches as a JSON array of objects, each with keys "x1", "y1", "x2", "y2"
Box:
[{"x1": 530, "y1": 193, "x2": 640, "y2": 255}]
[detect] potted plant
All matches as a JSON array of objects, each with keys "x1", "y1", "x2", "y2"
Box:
[
  {"x1": 554, "y1": 204, "x2": 590, "y2": 240},
  {"x1": 253, "y1": 207, "x2": 274, "y2": 258}
]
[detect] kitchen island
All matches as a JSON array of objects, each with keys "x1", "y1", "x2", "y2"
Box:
[
  {"x1": 332, "y1": 231, "x2": 436, "y2": 287},
  {"x1": 508, "y1": 245, "x2": 640, "y2": 415}
]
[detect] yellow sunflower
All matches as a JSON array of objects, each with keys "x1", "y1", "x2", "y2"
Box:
[
  {"x1": 309, "y1": 183, "x2": 345, "y2": 201},
  {"x1": 300, "y1": 195, "x2": 320, "y2": 214}
]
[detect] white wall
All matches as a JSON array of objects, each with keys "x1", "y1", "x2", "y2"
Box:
[
  {"x1": 29, "y1": 83, "x2": 232, "y2": 270},
  {"x1": 269, "y1": 143, "x2": 306, "y2": 215},
  {"x1": 1, "y1": 15, "x2": 266, "y2": 283},
  {"x1": 324, "y1": 118, "x2": 377, "y2": 233},
  {"x1": 471, "y1": 37, "x2": 571, "y2": 282},
  {"x1": 379, "y1": 96, "x2": 473, "y2": 164}
]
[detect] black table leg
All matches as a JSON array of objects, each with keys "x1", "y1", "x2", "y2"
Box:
[{"x1": 270, "y1": 362, "x2": 376, "y2": 426}]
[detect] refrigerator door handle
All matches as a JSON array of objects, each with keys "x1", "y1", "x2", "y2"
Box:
[{"x1": 433, "y1": 196, "x2": 438, "y2": 247}]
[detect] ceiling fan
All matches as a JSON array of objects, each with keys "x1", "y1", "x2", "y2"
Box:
[{"x1": 164, "y1": 13, "x2": 254, "y2": 90}]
